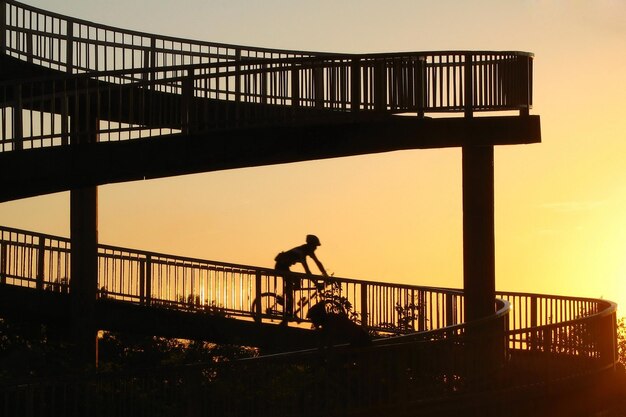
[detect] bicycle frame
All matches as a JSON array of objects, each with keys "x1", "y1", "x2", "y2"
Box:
[{"x1": 253, "y1": 275, "x2": 344, "y2": 324}]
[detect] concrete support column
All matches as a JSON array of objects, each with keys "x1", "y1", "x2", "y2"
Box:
[
  {"x1": 69, "y1": 102, "x2": 99, "y2": 367},
  {"x1": 462, "y1": 145, "x2": 495, "y2": 322},
  {"x1": 70, "y1": 186, "x2": 98, "y2": 367}
]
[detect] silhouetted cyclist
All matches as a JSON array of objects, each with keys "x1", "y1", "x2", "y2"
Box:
[{"x1": 274, "y1": 234, "x2": 329, "y2": 319}]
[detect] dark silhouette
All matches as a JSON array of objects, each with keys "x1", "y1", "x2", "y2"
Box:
[
  {"x1": 274, "y1": 235, "x2": 329, "y2": 319},
  {"x1": 306, "y1": 301, "x2": 371, "y2": 347}
]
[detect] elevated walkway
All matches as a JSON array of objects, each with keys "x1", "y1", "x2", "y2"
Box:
[
  {"x1": 0, "y1": 1, "x2": 621, "y2": 416},
  {"x1": 0, "y1": 225, "x2": 620, "y2": 416},
  {"x1": 0, "y1": 1, "x2": 540, "y2": 201}
]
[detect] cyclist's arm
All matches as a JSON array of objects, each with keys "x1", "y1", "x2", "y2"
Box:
[{"x1": 310, "y1": 253, "x2": 329, "y2": 277}]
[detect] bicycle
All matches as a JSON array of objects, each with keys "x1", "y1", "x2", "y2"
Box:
[{"x1": 252, "y1": 273, "x2": 346, "y2": 324}]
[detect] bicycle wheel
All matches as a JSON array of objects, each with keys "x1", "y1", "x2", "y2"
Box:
[{"x1": 252, "y1": 292, "x2": 284, "y2": 323}]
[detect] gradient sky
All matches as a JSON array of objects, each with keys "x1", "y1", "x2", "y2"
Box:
[{"x1": 1, "y1": 1, "x2": 625, "y2": 312}]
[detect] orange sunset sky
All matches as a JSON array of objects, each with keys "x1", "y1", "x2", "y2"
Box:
[{"x1": 1, "y1": 1, "x2": 625, "y2": 313}]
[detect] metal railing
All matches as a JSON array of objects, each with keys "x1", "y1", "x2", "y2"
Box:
[
  {"x1": 0, "y1": 300, "x2": 509, "y2": 417},
  {"x1": 0, "y1": 224, "x2": 617, "y2": 362},
  {"x1": 0, "y1": 225, "x2": 619, "y2": 415},
  {"x1": 0, "y1": 225, "x2": 463, "y2": 334},
  {"x1": 0, "y1": 293, "x2": 616, "y2": 417},
  {"x1": 499, "y1": 291, "x2": 618, "y2": 382},
  {"x1": 0, "y1": 0, "x2": 318, "y2": 74},
  {"x1": 1, "y1": 1, "x2": 534, "y2": 152}
]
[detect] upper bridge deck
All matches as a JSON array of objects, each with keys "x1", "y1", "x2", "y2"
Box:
[{"x1": 0, "y1": 0, "x2": 539, "y2": 202}]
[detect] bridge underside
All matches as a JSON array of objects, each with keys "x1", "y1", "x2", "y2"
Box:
[
  {"x1": 0, "y1": 284, "x2": 318, "y2": 353},
  {"x1": 0, "y1": 115, "x2": 540, "y2": 201}
]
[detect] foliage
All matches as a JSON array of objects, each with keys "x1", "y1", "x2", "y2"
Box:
[
  {"x1": 0, "y1": 318, "x2": 74, "y2": 379},
  {"x1": 318, "y1": 281, "x2": 359, "y2": 322},
  {"x1": 0, "y1": 316, "x2": 257, "y2": 382},
  {"x1": 377, "y1": 299, "x2": 425, "y2": 334},
  {"x1": 97, "y1": 331, "x2": 256, "y2": 372},
  {"x1": 617, "y1": 317, "x2": 626, "y2": 365}
]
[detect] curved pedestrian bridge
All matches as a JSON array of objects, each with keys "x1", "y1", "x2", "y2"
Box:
[
  {"x1": 0, "y1": 225, "x2": 619, "y2": 415},
  {"x1": 0, "y1": 1, "x2": 619, "y2": 416},
  {"x1": 0, "y1": 1, "x2": 540, "y2": 201}
]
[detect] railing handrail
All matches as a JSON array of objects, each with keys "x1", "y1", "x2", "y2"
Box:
[
  {"x1": 3, "y1": 1, "x2": 534, "y2": 63},
  {"x1": 1, "y1": 224, "x2": 616, "y2": 329},
  {"x1": 0, "y1": 48, "x2": 535, "y2": 154},
  {"x1": 1, "y1": 0, "x2": 535, "y2": 157},
  {"x1": 0, "y1": 224, "x2": 467, "y2": 333},
  {"x1": 497, "y1": 289, "x2": 617, "y2": 332},
  {"x1": 1, "y1": 224, "x2": 619, "y2": 414},
  {"x1": 1, "y1": 0, "x2": 324, "y2": 60},
  {"x1": 0, "y1": 224, "x2": 461, "y2": 293}
]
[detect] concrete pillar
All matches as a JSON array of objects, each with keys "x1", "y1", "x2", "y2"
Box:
[
  {"x1": 70, "y1": 186, "x2": 98, "y2": 367},
  {"x1": 462, "y1": 145, "x2": 495, "y2": 322},
  {"x1": 69, "y1": 91, "x2": 99, "y2": 367}
]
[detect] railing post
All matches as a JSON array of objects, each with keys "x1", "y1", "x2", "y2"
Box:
[
  {"x1": 13, "y1": 84, "x2": 23, "y2": 150},
  {"x1": 445, "y1": 293, "x2": 454, "y2": 327},
  {"x1": 260, "y1": 63, "x2": 268, "y2": 105},
  {"x1": 464, "y1": 53, "x2": 473, "y2": 118},
  {"x1": 139, "y1": 258, "x2": 146, "y2": 305},
  {"x1": 374, "y1": 59, "x2": 386, "y2": 112},
  {"x1": 350, "y1": 57, "x2": 361, "y2": 113},
  {"x1": 65, "y1": 21, "x2": 73, "y2": 73},
  {"x1": 181, "y1": 69, "x2": 194, "y2": 134},
  {"x1": 530, "y1": 296, "x2": 538, "y2": 349},
  {"x1": 0, "y1": 0, "x2": 6, "y2": 56},
  {"x1": 142, "y1": 37, "x2": 156, "y2": 86},
  {"x1": 313, "y1": 62, "x2": 324, "y2": 108},
  {"x1": 26, "y1": 28, "x2": 32, "y2": 63},
  {"x1": 36, "y1": 237, "x2": 45, "y2": 291},
  {"x1": 418, "y1": 290, "x2": 426, "y2": 331},
  {"x1": 235, "y1": 49, "x2": 242, "y2": 103},
  {"x1": 360, "y1": 282, "x2": 368, "y2": 330},
  {"x1": 415, "y1": 56, "x2": 426, "y2": 117},
  {"x1": 61, "y1": 93, "x2": 69, "y2": 145},
  {"x1": 519, "y1": 55, "x2": 531, "y2": 116},
  {"x1": 255, "y1": 271, "x2": 262, "y2": 320},
  {"x1": 145, "y1": 254, "x2": 152, "y2": 306},
  {"x1": 0, "y1": 240, "x2": 6, "y2": 284},
  {"x1": 290, "y1": 64, "x2": 300, "y2": 107}
]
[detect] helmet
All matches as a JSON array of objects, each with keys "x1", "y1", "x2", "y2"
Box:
[{"x1": 306, "y1": 234, "x2": 321, "y2": 246}]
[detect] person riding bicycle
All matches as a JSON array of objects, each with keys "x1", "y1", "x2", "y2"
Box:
[{"x1": 274, "y1": 234, "x2": 329, "y2": 319}]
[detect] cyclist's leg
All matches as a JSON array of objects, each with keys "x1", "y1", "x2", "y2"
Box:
[{"x1": 276, "y1": 265, "x2": 294, "y2": 319}]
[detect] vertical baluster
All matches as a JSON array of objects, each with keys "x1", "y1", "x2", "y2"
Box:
[
  {"x1": 181, "y1": 69, "x2": 194, "y2": 134},
  {"x1": 464, "y1": 53, "x2": 473, "y2": 117},
  {"x1": 0, "y1": 0, "x2": 6, "y2": 56},
  {"x1": 360, "y1": 282, "x2": 368, "y2": 331},
  {"x1": 374, "y1": 59, "x2": 386, "y2": 112},
  {"x1": 36, "y1": 236, "x2": 45, "y2": 290},
  {"x1": 13, "y1": 84, "x2": 23, "y2": 150},
  {"x1": 139, "y1": 256, "x2": 146, "y2": 305},
  {"x1": 290, "y1": 63, "x2": 300, "y2": 109},
  {"x1": 350, "y1": 57, "x2": 360, "y2": 113},
  {"x1": 0, "y1": 239, "x2": 6, "y2": 284},
  {"x1": 415, "y1": 56, "x2": 425, "y2": 117},
  {"x1": 445, "y1": 293, "x2": 454, "y2": 327}
]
